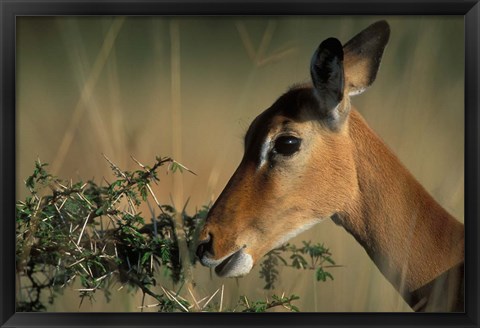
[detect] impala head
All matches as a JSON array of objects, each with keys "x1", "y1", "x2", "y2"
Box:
[{"x1": 196, "y1": 21, "x2": 390, "y2": 277}]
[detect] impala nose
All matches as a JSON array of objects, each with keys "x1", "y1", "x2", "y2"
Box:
[{"x1": 196, "y1": 233, "x2": 213, "y2": 259}]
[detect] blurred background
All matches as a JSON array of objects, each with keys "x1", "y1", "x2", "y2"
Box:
[{"x1": 16, "y1": 16, "x2": 464, "y2": 312}]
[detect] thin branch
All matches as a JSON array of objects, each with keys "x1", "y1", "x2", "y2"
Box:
[
  {"x1": 219, "y1": 284, "x2": 224, "y2": 312},
  {"x1": 187, "y1": 286, "x2": 201, "y2": 311},
  {"x1": 76, "y1": 212, "x2": 94, "y2": 245},
  {"x1": 161, "y1": 286, "x2": 189, "y2": 312},
  {"x1": 201, "y1": 288, "x2": 220, "y2": 310}
]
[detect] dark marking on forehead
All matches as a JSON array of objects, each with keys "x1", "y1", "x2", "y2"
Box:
[
  {"x1": 243, "y1": 86, "x2": 321, "y2": 166},
  {"x1": 245, "y1": 87, "x2": 318, "y2": 144},
  {"x1": 275, "y1": 86, "x2": 320, "y2": 120}
]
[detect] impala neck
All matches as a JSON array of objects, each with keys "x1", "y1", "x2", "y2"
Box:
[{"x1": 337, "y1": 109, "x2": 464, "y2": 310}]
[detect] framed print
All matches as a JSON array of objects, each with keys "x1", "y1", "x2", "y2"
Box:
[{"x1": 1, "y1": 1, "x2": 479, "y2": 327}]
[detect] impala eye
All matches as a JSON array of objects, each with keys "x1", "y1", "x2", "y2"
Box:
[{"x1": 273, "y1": 136, "x2": 301, "y2": 156}]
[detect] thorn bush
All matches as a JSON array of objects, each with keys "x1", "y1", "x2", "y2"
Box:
[{"x1": 16, "y1": 156, "x2": 338, "y2": 312}]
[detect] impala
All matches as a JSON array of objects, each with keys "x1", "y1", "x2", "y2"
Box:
[{"x1": 196, "y1": 21, "x2": 464, "y2": 312}]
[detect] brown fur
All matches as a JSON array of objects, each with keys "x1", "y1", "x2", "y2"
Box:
[
  {"x1": 197, "y1": 21, "x2": 464, "y2": 312},
  {"x1": 339, "y1": 109, "x2": 464, "y2": 310}
]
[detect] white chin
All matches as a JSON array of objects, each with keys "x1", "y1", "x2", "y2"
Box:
[{"x1": 213, "y1": 249, "x2": 254, "y2": 278}]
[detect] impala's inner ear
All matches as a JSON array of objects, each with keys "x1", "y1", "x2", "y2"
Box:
[
  {"x1": 310, "y1": 37, "x2": 345, "y2": 128},
  {"x1": 343, "y1": 20, "x2": 390, "y2": 96}
]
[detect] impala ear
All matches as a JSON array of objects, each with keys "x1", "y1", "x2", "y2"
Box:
[
  {"x1": 310, "y1": 37, "x2": 345, "y2": 128},
  {"x1": 343, "y1": 20, "x2": 390, "y2": 96}
]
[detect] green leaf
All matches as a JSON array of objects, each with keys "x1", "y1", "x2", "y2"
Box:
[
  {"x1": 25, "y1": 176, "x2": 35, "y2": 189},
  {"x1": 324, "y1": 256, "x2": 336, "y2": 265},
  {"x1": 290, "y1": 305, "x2": 300, "y2": 312},
  {"x1": 316, "y1": 268, "x2": 334, "y2": 282},
  {"x1": 290, "y1": 254, "x2": 308, "y2": 269},
  {"x1": 141, "y1": 252, "x2": 152, "y2": 265}
]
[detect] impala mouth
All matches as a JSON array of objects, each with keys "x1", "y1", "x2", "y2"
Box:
[
  {"x1": 213, "y1": 248, "x2": 254, "y2": 278},
  {"x1": 214, "y1": 250, "x2": 241, "y2": 275}
]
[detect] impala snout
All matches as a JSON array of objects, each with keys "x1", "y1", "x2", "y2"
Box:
[
  {"x1": 196, "y1": 223, "x2": 234, "y2": 264},
  {"x1": 196, "y1": 224, "x2": 254, "y2": 277},
  {"x1": 195, "y1": 232, "x2": 213, "y2": 260}
]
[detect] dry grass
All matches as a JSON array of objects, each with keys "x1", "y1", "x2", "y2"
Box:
[{"x1": 16, "y1": 16, "x2": 464, "y2": 312}]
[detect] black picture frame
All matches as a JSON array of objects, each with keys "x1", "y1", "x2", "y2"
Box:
[{"x1": 1, "y1": 1, "x2": 479, "y2": 327}]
